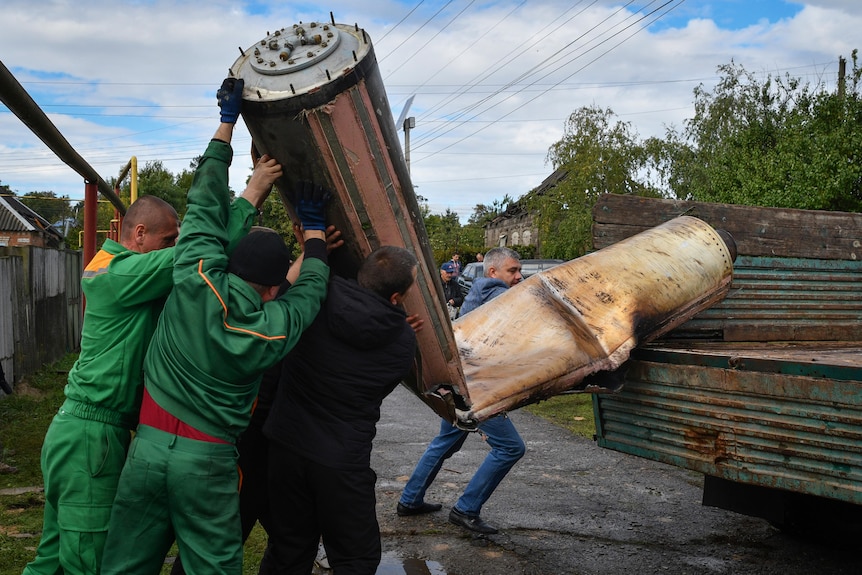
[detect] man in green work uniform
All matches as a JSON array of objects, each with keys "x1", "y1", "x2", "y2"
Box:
[
  {"x1": 21, "y1": 152, "x2": 270, "y2": 575},
  {"x1": 99, "y1": 76, "x2": 333, "y2": 575}
]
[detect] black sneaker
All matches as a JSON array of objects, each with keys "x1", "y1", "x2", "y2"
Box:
[
  {"x1": 396, "y1": 501, "x2": 443, "y2": 517},
  {"x1": 448, "y1": 507, "x2": 498, "y2": 534}
]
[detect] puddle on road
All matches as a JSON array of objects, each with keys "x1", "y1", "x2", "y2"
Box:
[
  {"x1": 313, "y1": 551, "x2": 447, "y2": 574},
  {"x1": 378, "y1": 554, "x2": 447, "y2": 574}
]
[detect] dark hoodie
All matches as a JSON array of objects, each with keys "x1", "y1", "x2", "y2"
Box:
[{"x1": 263, "y1": 275, "x2": 416, "y2": 471}]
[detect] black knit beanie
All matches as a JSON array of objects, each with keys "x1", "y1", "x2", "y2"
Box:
[{"x1": 228, "y1": 232, "x2": 291, "y2": 286}]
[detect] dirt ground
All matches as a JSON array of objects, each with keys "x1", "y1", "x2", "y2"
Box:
[{"x1": 360, "y1": 385, "x2": 859, "y2": 575}]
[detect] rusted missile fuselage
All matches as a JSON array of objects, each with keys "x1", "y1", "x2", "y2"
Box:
[
  {"x1": 453, "y1": 216, "x2": 735, "y2": 423},
  {"x1": 229, "y1": 21, "x2": 470, "y2": 422}
]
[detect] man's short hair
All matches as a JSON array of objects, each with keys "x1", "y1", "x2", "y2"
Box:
[
  {"x1": 121, "y1": 195, "x2": 178, "y2": 241},
  {"x1": 357, "y1": 246, "x2": 418, "y2": 300},
  {"x1": 483, "y1": 247, "x2": 520, "y2": 273}
]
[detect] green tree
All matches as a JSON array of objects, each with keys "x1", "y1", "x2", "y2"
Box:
[
  {"x1": 257, "y1": 188, "x2": 302, "y2": 258},
  {"x1": 132, "y1": 160, "x2": 187, "y2": 216},
  {"x1": 175, "y1": 156, "x2": 201, "y2": 201},
  {"x1": 468, "y1": 195, "x2": 513, "y2": 227},
  {"x1": 16, "y1": 191, "x2": 75, "y2": 226},
  {"x1": 529, "y1": 105, "x2": 661, "y2": 260},
  {"x1": 667, "y1": 52, "x2": 862, "y2": 211},
  {"x1": 424, "y1": 208, "x2": 462, "y2": 263}
]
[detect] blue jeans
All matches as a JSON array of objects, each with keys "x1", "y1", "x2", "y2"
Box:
[{"x1": 399, "y1": 414, "x2": 525, "y2": 516}]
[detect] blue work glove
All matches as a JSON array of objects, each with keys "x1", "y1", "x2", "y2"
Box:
[
  {"x1": 290, "y1": 180, "x2": 331, "y2": 231},
  {"x1": 217, "y1": 77, "x2": 244, "y2": 124}
]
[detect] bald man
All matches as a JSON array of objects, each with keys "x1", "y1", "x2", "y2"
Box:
[{"x1": 22, "y1": 190, "x2": 266, "y2": 575}]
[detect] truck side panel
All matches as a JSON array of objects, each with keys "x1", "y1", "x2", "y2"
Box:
[{"x1": 594, "y1": 347, "x2": 862, "y2": 506}]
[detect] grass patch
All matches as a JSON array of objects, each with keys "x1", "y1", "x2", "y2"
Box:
[
  {"x1": 0, "y1": 353, "x2": 73, "y2": 575},
  {"x1": 524, "y1": 392, "x2": 596, "y2": 438}
]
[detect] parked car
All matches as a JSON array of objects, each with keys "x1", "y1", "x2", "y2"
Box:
[
  {"x1": 456, "y1": 262, "x2": 484, "y2": 298},
  {"x1": 456, "y1": 258, "x2": 565, "y2": 298},
  {"x1": 519, "y1": 258, "x2": 565, "y2": 278}
]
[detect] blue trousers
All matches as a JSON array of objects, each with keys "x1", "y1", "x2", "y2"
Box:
[{"x1": 399, "y1": 414, "x2": 525, "y2": 516}]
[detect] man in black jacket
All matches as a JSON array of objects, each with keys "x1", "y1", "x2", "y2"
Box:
[{"x1": 259, "y1": 246, "x2": 419, "y2": 575}]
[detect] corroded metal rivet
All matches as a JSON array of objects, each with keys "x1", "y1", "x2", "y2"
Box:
[{"x1": 279, "y1": 51, "x2": 290, "y2": 61}]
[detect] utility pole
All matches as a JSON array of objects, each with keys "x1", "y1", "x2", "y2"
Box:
[
  {"x1": 838, "y1": 56, "x2": 846, "y2": 99},
  {"x1": 396, "y1": 95, "x2": 415, "y2": 176},
  {"x1": 403, "y1": 116, "x2": 416, "y2": 176}
]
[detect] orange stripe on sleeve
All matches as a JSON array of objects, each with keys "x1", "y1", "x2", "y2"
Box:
[{"x1": 197, "y1": 260, "x2": 287, "y2": 341}]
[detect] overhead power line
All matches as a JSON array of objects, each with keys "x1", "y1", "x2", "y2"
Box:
[
  {"x1": 377, "y1": 0, "x2": 456, "y2": 63},
  {"x1": 412, "y1": 0, "x2": 687, "y2": 161},
  {"x1": 374, "y1": 0, "x2": 426, "y2": 43},
  {"x1": 410, "y1": 0, "x2": 648, "y2": 149}
]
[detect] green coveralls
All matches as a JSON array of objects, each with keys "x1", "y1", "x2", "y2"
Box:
[
  {"x1": 99, "y1": 139, "x2": 329, "y2": 575},
  {"x1": 22, "y1": 200, "x2": 257, "y2": 575}
]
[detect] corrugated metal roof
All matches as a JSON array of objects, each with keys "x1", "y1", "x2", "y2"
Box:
[{"x1": 0, "y1": 195, "x2": 63, "y2": 240}]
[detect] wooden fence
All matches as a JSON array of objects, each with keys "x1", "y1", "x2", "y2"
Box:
[{"x1": 0, "y1": 246, "x2": 82, "y2": 392}]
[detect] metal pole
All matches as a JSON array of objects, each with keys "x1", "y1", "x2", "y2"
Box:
[
  {"x1": 83, "y1": 181, "x2": 98, "y2": 267},
  {"x1": 403, "y1": 116, "x2": 415, "y2": 176}
]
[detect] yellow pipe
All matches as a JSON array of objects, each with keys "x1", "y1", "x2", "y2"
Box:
[
  {"x1": 130, "y1": 156, "x2": 138, "y2": 203},
  {"x1": 117, "y1": 156, "x2": 138, "y2": 202},
  {"x1": 115, "y1": 156, "x2": 139, "y2": 240}
]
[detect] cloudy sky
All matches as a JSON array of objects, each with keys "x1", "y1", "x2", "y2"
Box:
[{"x1": 0, "y1": 1, "x2": 859, "y2": 222}]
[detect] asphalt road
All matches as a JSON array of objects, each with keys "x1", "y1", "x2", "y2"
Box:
[{"x1": 365, "y1": 385, "x2": 858, "y2": 575}]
